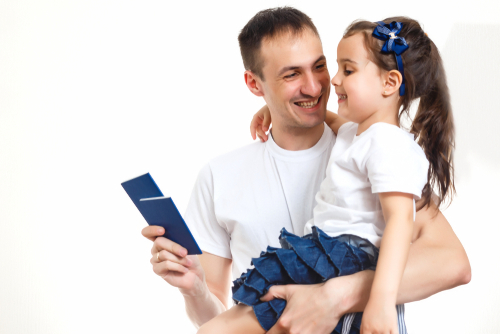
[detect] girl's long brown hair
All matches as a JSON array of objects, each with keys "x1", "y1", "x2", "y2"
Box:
[{"x1": 344, "y1": 17, "x2": 455, "y2": 210}]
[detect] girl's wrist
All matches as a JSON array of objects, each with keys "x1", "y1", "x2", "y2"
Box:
[{"x1": 368, "y1": 289, "x2": 398, "y2": 306}]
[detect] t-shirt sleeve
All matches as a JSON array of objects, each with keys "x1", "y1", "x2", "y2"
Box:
[
  {"x1": 184, "y1": 163, "x2": 232, "y2": 259},
  {"x1": 365, "y1": 135, "x2": 429, "y2": 200}
]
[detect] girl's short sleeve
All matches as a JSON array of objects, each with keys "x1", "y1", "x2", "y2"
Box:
[{"x1": 365, "y1": 130, "x2": 429, "y2": 200}]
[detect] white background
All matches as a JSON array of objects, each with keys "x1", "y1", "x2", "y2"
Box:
[{"x1": 1, "y1": 0, "x2": 499, "y2": 333}]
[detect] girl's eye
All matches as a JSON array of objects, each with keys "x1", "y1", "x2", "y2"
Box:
[{"x1": 344, "y1": 70, "x2": 353, "y2": 75}]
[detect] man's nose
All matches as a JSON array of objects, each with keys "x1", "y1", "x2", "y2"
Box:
[{"x1": 301, "y1": 72, "x2": 322, "y2": 97}]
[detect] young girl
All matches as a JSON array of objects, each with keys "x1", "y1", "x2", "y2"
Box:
[{"x1": 198, "y1": 17, "x2": 454, "y2": 334}]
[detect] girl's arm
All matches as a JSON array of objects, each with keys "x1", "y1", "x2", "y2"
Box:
[
  {"x1": 250, "y1": 106, "x2": 348, "y2": 141},
  {"x1": 361, "y1": 192, "x2": 414, "y2": 333},
  {"x1": 324, "y1": 110, "x2": 348, "y2": 135},
  {"x1": 250, "y1": 105, "x2": 271, "y2": 142}
]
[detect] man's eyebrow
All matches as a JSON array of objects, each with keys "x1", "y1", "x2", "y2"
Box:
[
  {"x1": 314, "y1": 55, "x2": 327, "y2": 64},
  {"x1": 277, "y1": 55, "x2": 327, "y2": 77},
  {"x1": 277, "y1": 65, "x2": 300, "y2": 77},
  {"x1": 338, "y1": 58, "x2": 358, "y2": 64}
]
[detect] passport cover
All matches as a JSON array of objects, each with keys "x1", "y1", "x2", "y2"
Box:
[{"x1": 121, "y1": 173, "x2": 202, "y2": 255}]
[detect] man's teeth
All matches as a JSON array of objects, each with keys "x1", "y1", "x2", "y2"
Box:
[
  {"x1": 296, "y1": 98, "x2": 319, "y2": 108},
  {"x1": 338, "y1": 94, "x2": 347, "y2": 100}
]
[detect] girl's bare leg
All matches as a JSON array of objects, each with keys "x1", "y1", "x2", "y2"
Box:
[{"x1": 197, "y1": 304, "x2": 266, "y2": 334}]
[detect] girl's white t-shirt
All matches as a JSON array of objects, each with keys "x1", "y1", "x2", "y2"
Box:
[{"x1": 304, "y1": 122, "x2": 429, "y2": 247}]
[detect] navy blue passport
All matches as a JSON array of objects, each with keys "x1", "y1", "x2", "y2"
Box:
[{"x1": 121, "y1": 173, "x2": 202, "y2": 255}]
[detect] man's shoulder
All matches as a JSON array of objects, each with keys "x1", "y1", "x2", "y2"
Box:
[{"x1": 208, "y1": 141, "x2": 266, "y2": 170}]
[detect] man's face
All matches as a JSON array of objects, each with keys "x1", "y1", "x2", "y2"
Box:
[{"x1": 258, "y1": 29, "x2": 330, "y2": 130}]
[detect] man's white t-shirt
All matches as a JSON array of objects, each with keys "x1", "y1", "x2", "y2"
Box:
[
  {"x1": 305, "y1": 122, "x2": 429, "y2": 247},
  {"x1": 185, "y1": 125, "x2": 335, "y2": 279}
]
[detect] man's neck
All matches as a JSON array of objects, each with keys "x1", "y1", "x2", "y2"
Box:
[{"x1": 271, "y1": 123, "x2": 325, "y2": 151}]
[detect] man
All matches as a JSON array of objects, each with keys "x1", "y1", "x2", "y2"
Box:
[{"x1": 142, "y1": 7, "x2": 470, "y2": 333}]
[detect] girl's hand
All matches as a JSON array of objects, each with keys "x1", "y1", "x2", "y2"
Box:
[
  {"x1": 360, "y1": 299, "x2": 398, "y2": 334},
  {"x1": 250, "y1": 105, "x2": 271, "y2": 142}
]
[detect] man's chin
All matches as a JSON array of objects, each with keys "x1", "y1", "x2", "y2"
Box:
[{"x1": 296, "y1": 113, "x2": 326, "y2": 129}]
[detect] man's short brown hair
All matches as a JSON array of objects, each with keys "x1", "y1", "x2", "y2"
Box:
[{"x1": 238, "y1": 7, "x2": 320, "y2": 80}]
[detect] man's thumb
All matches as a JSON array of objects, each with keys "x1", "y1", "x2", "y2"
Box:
[{"x1": 260, "y1": 285, "x2": 286, "y2": 302}]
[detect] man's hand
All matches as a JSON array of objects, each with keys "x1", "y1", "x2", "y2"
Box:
[
  {"x1": 142, "y1": 226, "x2": 231, "y2": 327},
  {"x1": 261, "y1": 278, "x2": 351, "y2": 334},
  {"x1": 142, "y1": 225, "x2": 206, "y2": 297}
]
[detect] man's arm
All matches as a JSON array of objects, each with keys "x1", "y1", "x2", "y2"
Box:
[
  {"x1": 184, "y1": 251, "x2": 233, "y2": 326},
  {"x1": 264, "y1": 201, "x2": 471, "y2": 334},
  {"x1": 399, "y1": 201, "x2": 471, "y2": 301},
  {"x1": 142, "y1": 226, "x2": 233, "y2": 328},
  {"x1": 341, "y1": 201, "x2": 471, "y2": 313},
  {"x1": 183, "y1": 252, "x2": 232, "y2": 328}
]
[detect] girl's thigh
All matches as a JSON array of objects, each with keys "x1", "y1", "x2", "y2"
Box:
[{"x1": 197, "y1": 304, "x2": 265, "y2": 334}]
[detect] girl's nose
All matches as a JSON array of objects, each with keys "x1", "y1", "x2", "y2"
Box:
[{"x1": 331, "y1": 72, "x2": 341, "y2": 86}]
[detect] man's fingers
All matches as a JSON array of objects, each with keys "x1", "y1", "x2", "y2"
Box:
[
  {"x1": 260, "y1": 285, "x2": 287, "y2": 302},
  {"x1": 267, "y1": 325, "x2": 286, "y2": 334},
  {"x1": 152, "y1": 237, "x2": 187, "y2": 257},
  {"x1": 153, "y1": 260, "x2": 188, "y2": 276},
  {"x1": 142, "y1": 225, "x2": 165, "y2": 241},
  {"x1": 267, "y1": 310, "x2": 290, "y2": 334},
  {"x1": 154, "y1": 250, "x2": 192, "y2": 267}
]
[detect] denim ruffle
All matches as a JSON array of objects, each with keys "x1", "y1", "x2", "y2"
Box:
[{"x1": 232, "y1": 226, "x2": 379, "y2": 333}]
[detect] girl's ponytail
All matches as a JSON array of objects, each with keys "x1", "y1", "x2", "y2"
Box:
[
  {"x1": 411, "y1": 40, "x2": 455, "y2": 209},
  {"x1": 344, "y1": 17, "x2": 455, "y2": 209}
]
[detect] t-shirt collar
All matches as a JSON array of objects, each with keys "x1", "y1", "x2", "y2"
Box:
[{"x1": 265, "y1": 123, "x2": 333, "y2": 162}]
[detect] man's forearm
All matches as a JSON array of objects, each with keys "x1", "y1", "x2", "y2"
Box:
[
  {"x1": 334, "y1": 206, "x2": 470, "y2": 314},
  {"x1": 183, "y1": 285, "x2": 228, "y2": 328},
  {"x1": 395, "y1": 225, "x2": 471, "y2": 303}
]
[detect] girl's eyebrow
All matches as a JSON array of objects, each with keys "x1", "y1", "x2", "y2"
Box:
[{"x1": 337, "y1": 58, "x2": 358, "y2": 64}]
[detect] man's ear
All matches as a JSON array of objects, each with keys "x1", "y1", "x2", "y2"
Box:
[
  {"x1": 244, "y1": 70, "x2": 265, "y2": 97},
  {"x1": 382, "y1": 70, "x2": 402, "y2": 96}
]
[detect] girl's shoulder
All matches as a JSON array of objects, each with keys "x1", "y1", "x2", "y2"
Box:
[
  {"x1": 364, "y1": 123, "x2": 423, "y2": 154},
  {"x1": 337, "y1": 121, "x2": 358, "y2": 140},
  {"x1": 338, "y1": 121, "x2": 358, "y2": 134},
  {"x1": 362, "y1": 123, "x2": 429, "y2": 170}
]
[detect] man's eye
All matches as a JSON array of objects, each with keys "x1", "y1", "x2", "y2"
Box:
[
  {"x1": 316, "y1": 64, "x2": 325, "y2": 69},
  {"x1": 284, "y1": 73, "x2": 297, "y2": 79}
]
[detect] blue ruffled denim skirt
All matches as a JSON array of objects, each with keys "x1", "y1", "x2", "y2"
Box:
[{"x1": 232, "y1": 226, "x2": 380, "y2": 334}]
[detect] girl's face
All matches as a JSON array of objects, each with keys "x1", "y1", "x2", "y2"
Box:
[{"x1": 331, "y1": 33, "x2": 385, "y2": 124}]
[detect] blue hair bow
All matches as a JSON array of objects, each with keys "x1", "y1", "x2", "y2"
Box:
[{"x1": 372, "y1": 21, "x2": 409, "y2": 96}]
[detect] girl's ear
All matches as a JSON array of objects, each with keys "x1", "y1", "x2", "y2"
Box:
[
  {"x1": 244, "y1": 71, "x2": 265, "y2": 97},
  {"x1": 382, "y1": 70, "x2": 403, "y2": 96}
]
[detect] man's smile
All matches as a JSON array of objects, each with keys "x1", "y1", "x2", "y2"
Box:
[{"x1": 293, "y1": 95, "x2": 322, "y2": 110}]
